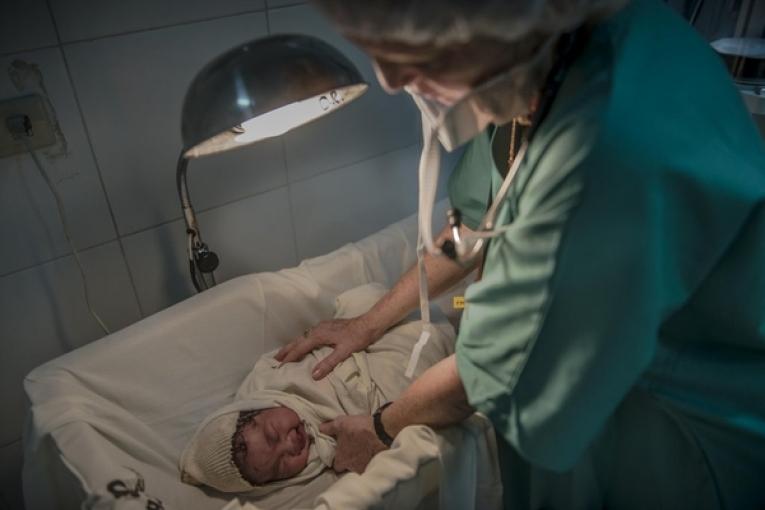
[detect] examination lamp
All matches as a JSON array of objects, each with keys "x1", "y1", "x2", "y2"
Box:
[{"x1": 176, "y1": 34, "x2": 368, "y2": 292}]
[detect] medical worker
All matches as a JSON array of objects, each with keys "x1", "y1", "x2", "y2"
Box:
[{"x1": 276, "y1": 0, "x2": 765, "y2": 507}]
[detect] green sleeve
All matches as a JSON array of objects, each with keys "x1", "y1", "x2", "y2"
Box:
[
  {"x1": 454, "y1": 108, "x2": 753, "y2": 471},
  {"x1": 447, "y1": 131, "x2": 494, "y2": 231}
]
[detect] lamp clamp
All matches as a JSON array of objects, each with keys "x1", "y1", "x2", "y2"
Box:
[{"x1": 194, "y1": 243, "x2": 220, "y2": 274}]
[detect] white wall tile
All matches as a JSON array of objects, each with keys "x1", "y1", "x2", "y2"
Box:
[
  {"x1": 0, "y1": 241, "x2": 141, "y2": 445},
  {"x1": 0, "y1": 0, "x2": 57, "y2": 54},
  {"x1": 268, "y1": 4, "x2": 421, "y2": 183},
  {"x1": 0, "y1": 48, "x2": 118, "y2": 275},
  {"x1": 64, "y1": 13, "x2": 289, "y2": 236},
  {"x1": 49, "y1": 0, "x2": 265, "y2": 42},
  {"x1": 289, "y1": 144, "x2": 454, "y2": 260},
  {"x1": 0, "y1": 440, "x2": 23, "y2": 510},
  {"x1": 122, "y1": 187, "x2": 297, "y2": 315}
]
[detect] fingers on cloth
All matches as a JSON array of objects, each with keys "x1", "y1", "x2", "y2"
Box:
[
  {"x1": 278, "y1": 334, "x2": 323, "y2": 363},
  {"x1": 312, "y1": 348, "x2": 349, "y2": 379},
  {"x1": 275, "y1": 341, "x2": 293, "y2": 361}
]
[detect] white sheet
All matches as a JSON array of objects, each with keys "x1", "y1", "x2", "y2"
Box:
[
  {"x1": 23, "y1": 204, "x2": 501, "y2": 510},
  {"x1": 180, "y1": 282, "x2": 457, "y2": 502}
]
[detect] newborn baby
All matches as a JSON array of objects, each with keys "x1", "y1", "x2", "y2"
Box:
[
  {"x1": 179, "y1": 283, "x2": 455, "y2": 496},
  {"x1": 231, "y1": 408, "x2": 311, "y2": 485}
]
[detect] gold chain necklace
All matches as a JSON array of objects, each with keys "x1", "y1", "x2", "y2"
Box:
[{"x1": 507, "y1": 119, "x2": 518, "y2": 172}]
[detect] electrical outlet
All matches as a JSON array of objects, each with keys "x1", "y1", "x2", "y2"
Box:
[{"x1": 0, "y1": 94, "x2": 57, "y2": 158}]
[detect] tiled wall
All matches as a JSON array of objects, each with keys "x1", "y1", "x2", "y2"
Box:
[{"x1": 0, "y1": 1, "x2": 452, "y2": 508}]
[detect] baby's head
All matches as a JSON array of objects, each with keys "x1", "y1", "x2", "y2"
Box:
[
  {"x1": 180, "y1": 405, "x2": 312, "y2": 492},
  {"x1": 231, "y1": 407, "x2": 311, "y2": 485}
]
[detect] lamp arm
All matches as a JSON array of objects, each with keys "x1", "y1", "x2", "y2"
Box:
[
  {"x1": 177, "y1": 154, "x2": 201, "y2": 292},
  {"x1": 176, "y1": 154, "x2": 200, "y2": 235},
  {"x1": 176, "y1": 153, "x2": 219, "y2": 292}
]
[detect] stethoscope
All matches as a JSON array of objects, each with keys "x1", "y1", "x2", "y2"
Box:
[{"x1": 439, "y1": 28, "x2": 590, "y2": 267}]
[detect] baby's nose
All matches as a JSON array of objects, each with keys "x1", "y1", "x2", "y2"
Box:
[
  {"x1": 285, "y1": 428, "x2": 302, "y2": 455},
  {"x1": 265, "y1": 424, "x2": 281, "y2": 447}
]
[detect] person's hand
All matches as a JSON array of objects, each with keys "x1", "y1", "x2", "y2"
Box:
[
  {"x1": 274, "y1": 316, "x2": 382, "y2": 380},
  {"x1": 320, "y1": 415, "x2": 388, "y2": 473}
]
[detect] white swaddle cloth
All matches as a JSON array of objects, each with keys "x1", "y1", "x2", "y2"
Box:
[{"x1": 179, "y1": 283, "x2": 455, "y2": 498}]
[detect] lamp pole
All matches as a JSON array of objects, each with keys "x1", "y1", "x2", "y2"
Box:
[{"x1": 176, "y1": 153, "x2": 219, "y2": 292}]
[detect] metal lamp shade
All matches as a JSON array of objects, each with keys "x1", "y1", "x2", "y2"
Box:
[{"x1": 181, "y1": 34, "x2": 368, "y2": 158}]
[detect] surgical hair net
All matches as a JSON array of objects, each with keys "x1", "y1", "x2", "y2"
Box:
[{"x1": 310, "y1": 0, "x2": 626, "y2": 47}]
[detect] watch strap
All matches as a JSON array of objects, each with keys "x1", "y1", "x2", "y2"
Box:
[{"x1": 373, "y1": 402, "x2": 394, "y2": 447}]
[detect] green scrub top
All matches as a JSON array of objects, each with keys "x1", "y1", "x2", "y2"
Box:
[{"x1": 448, "y1": 0, "x2": 765, "y2": 508}]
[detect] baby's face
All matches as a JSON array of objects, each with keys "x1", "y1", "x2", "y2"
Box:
[{"x1": 236, "y1": 407, "x2": 311, "y2": 484}]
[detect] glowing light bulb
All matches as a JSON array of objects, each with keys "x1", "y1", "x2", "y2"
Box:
[{"x1": 234, "y1": 89, "x2": 348, "y2": 144}]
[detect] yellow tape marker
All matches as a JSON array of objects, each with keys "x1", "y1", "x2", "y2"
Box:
[{"x1": 453, "y1": 296, "x2": 465, "y2": 310}]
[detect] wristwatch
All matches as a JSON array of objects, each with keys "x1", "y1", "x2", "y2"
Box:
[{"x1": 373, "y1": 402, "x2": 394, "y2": 447}]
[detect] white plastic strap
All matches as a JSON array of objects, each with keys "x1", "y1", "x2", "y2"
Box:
[
  {"x1": 406, "y1": 327, "x2": 432, "y2": 379},
  {"x1": 407, "y1": 114, "x2": 443, "y2": 379},
  {"x1": 416, "y1": 240, "x2": 431, "y2": 326},
  {"x1": 406, "y1": 235, "x2": 433, "y2": 378},
  {"x1": 418, "y1": 112, "x2": 442, "y2": 256}
]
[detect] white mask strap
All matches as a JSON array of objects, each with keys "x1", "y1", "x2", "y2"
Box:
[
  {"x1": 417, "y1": 110, "x2": 442, "y2": 256},
  {"x1": 406, "y1": 236, "x2": 433, "y2": 379},
  {"x1": 407, "y1": 113, "x2": 441, "y2": 378}
]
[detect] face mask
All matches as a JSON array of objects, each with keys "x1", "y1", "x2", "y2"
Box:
[
  {"x1": 408, "y1": 34, "x2": 557, "y2": 252},
  {"x1": 407, "y1": 93, "x2": 487, "y2": 153},
  {"x1": 405, "y1": 34, "x2": 556, "y2": 153}
]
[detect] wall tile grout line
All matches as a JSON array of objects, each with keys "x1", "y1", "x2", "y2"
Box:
[
  {"x1": 44, "y1": 0, "x2": 146, "y2": 319},
  {"x1": 281, "y1": 139, "x2": 422, "y2": 262},
  {"x1": 267, "y1": 1, "x2": 309, "y2": 10},
  {"x1": 0, "y1": 4, "x2": 310, "y2": 60},
  {"x1": 0, "y1": 140, "x2": 421, "y2": 280},
  {"x1": 264, "y1": 2, "x2": 272, "y2": 33},
  {"x1": 0, "y1": 437, "x2": 21, "y2": 450},
  {"x1": 265, "y1": 5, "x2": 302, "y2": 264},
  {"x1": 118, "y1": 184, "x2": 292, "y2": 237},
  {"x1": 0, "y1": 138, "x2": 421, "y2": 281},
  {"x1": 286, "y1": 140, "x2": 421, "y2": 185},
  {"x1": 53, "y1": 8, "x2": 269, "y2": 47},
  {"x1": 0, "y1": 238, "x2": 118, "y2": 280},
  {"x1": 108, "y1": 140, "x2": 419, "y2": 237},
  {"x1": 282, "y1": 146, "x2": 303, "y2": 263},
  {"x1": 0, "y1": 44, "x2": 60, "y2": 59},
  {"x1": 0, "y1": 4, "x2": 318, "y2": 60}
]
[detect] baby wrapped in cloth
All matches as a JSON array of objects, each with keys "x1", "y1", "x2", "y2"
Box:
[{"x1": 179, "y1": 283, "x2": 455, "y2": 503}]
